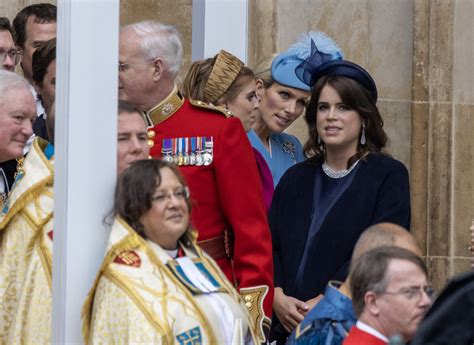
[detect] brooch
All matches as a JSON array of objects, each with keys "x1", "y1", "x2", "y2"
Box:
[{"x1": 281, "y1": 140, "x2": 297, "y2": 163}]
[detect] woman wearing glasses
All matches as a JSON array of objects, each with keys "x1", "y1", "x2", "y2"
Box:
[{"x1": 83, "y1": 160, "x2": 257, "y2": 344}]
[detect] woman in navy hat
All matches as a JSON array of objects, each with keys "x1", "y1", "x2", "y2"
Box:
[
  {"x1": 248, "y1": 32, "x2": 343, "y2": 188},
  {"x1": 268, "y1": 46, "x2": 411, "y2": 343}
]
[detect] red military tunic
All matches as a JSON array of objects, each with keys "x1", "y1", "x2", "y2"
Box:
[{"x1": 145, "y1": 87, "x2": 274, "y2": 342}]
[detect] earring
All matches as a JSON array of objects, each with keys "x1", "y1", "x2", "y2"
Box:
[{"x1": 360, "y1": 124, "x2": 366, "y2": 145}]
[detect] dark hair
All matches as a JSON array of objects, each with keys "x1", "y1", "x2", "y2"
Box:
[
  {"x1": 182, "y1": 56, "x2": 255, "y2": 104},
  {"x1": 0, "y1": 17, "x2": 14, "y2": 36},
  {"x1": 32, "y1": 37, "x2": 55, "y2": 86},
  {"x1": 350, "y1": 246, "x2": 428, "y2": 317},
  {"x1": 304, "y1": 75, "x2": 388, "y2": 168},
  {"x1": 13, "y1": 3, "x2": 57, "y2": 48},
  {"x1": 113, "y1": 160, "x2": 191, "y2": 239},
  {"x1": 118, "y1": 100, "x2": 141, "y2": 115}
]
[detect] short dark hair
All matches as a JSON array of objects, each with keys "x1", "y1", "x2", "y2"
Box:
[
  {"x1": 0, "y1": 17, "x2": 14, "y2": 36},
  {"x1": 118, "y1": 100, "x2": 141, "y2": 116},
  {"x1": 350, "y1": 246, "x2": 428, "y2": 317},
  {"x1": 13, "y1": 3, "x2": 57, "y2": 48},
  {"x1": 113, "y1": 160, "x2": 191, "y2": 239},
  {"x1": 304, "y1": 75, "x2": 388, "y2": 168},
  {"x1": 32, "y1": 38, "x2": 55, "y2": 86}
]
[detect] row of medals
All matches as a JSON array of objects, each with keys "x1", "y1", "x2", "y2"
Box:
[{"x1": 161, "y1": 138, "x2": 214, "y2": 166}]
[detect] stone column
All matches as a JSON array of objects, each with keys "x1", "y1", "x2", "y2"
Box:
[{"x1": 411, "y1": 0, "x2": 474, "y2": 290}]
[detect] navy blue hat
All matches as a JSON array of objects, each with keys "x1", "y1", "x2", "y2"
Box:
[
  {"x1": 271, "y1": 32, "x2": 343, "y2": 92},
  {"x1": 296, "y1": 43, "x2": 378, "y2": 102}
]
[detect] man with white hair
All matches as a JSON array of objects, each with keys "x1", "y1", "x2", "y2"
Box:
[
  {"x1": 0, "y1": 70, "x2": 52, "y2": 343},
  {"x1": 0, "y1": 70, "x2": 36, "y2": 205},
  {"x1": 119, "y1": 20, "x2": 274, "y2": 342}
]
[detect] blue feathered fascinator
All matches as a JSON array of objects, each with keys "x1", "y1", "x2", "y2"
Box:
[
  {"x1": 295, "y1": 38, "x2": 378, "y2": 101},
  {"x1": 271, "y1": 31, "x2": 343, "y2": 91}
]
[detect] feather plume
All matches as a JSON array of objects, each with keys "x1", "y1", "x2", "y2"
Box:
[{"x1": 287, "y1": 31, "x2": 344, "y2": 59}]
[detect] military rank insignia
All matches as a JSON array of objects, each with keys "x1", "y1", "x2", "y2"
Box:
[{"x1": 162, "y1": 137, "x2": 214, "y2": 166}]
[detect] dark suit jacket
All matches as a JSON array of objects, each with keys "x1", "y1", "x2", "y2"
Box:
[
  {"x1": 269, "y1": 153, "x2": 410, "y2": 301},
  {"x1": 0, "y1": 159, "x2": 18, "y2": 193}
]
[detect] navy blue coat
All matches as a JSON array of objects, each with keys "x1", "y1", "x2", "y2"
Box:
[{"x1": 269, "y1": 153, "x2": 410, "y2": 302}]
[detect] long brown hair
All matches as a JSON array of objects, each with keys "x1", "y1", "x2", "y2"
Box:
[
  {"x1": 113, "y1": 160, "x2": 191, "y2": 239},
  {"x1": 304, "y1": 75, "x2": 388, "y2": 167}
]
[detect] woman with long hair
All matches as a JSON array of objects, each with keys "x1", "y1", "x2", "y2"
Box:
[{"x1": 268, "y1": 50, "x2": 410, "y2": 343}]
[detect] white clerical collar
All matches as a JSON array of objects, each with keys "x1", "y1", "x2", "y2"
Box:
[
  {"x1": 356, "y1": 320, "x2": 389, "y2": 343},
  {"x1": 147, "y1": 240, "x2": 178, "y2": 259},
  {"x1": 165, "y1": 248, "x2": 178, "y2": 258}
]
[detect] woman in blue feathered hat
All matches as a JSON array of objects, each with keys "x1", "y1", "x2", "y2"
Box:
[
  {"x1": 248, "y1": 32, "x2": 343, "y2": 188},
  {"x1": 268, "y1": 40, "x2": 411, "y2": 344}
]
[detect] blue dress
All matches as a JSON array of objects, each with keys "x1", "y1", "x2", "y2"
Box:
[
  {"x1": 247, "y1": 129, "x2": 305, "y2": 187},
  {"x1": 287, "y1": 282, "x2": 356, "y2": 345}
]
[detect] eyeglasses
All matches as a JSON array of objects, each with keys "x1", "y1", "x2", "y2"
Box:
[
  {"x1": 118, "y1": 62, "x2": 129, "y2": 73},
  {"x1": 0, "y1": 49, "x2": 22, "y2": 66},
  {"x1": 119, "y1": 58, "x2": 157, "y2": 72},
  {"x1": 382, "y1": 286, "x2": 436, "y2": 301},
  {"x1": 150, "y1": 187, "x2": 190, "y2": 204}
]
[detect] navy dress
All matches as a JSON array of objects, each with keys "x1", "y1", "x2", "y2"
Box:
[{"x1": 268, "y1": 153, "x2": 410, "y2": 342}]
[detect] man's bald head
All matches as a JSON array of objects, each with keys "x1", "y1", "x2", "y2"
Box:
[{"x1": 352, "y1": 223, "x2": 422, "y2": 262}]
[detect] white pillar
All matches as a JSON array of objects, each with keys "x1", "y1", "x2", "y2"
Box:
[
  {"x1": 192, "y1": 0, "x2": 248, "y2": 62},
  {"x1": 52, "y1": 0, "x2": 119, "y2": 343}
]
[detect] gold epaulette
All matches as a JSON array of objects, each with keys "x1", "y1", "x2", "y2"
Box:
[{"x1": 189, "y1": 99, "x2": 234, "y2": 118}]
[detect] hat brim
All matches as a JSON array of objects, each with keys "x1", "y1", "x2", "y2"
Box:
[
  {"x1": 271, "y1": 53, "x2": 311, "y2": 91},
  {"x1": 309, "y1": 60, "x2": 378, "y2": 102}
]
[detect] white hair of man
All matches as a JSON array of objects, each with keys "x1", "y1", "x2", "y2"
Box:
[
  {"x1": 0, "y1": 70, "x2": 31, "y2": 104},
  {"x1": 123, "y1": 20, "x2": 183, "y2": 79}
]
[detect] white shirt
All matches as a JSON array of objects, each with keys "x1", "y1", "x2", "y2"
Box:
[{"x1": 24, "y1": 84, "x2": 46, "y2": 154}]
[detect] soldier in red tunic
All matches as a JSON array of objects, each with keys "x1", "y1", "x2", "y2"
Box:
[{"x1": 118, "y1": 20, "x2": 274, "y2": 342}]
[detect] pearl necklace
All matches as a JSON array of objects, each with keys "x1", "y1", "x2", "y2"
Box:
[{"x1": 322, "y1": 160, "x2": 360, "y2": 179}]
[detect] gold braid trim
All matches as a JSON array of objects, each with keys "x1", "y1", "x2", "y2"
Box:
[
  {"x1": 0, "y1": 139, "x2": 54, "y2": 228},
  {"x1": 102, "y1": 269, "x2": 172, "y2": 343},
  {"x1": 37, "y1": 219, "x2": 54, "y2": 291},
  {"x1": 192, "y1": 243, "x2": 259, "y2": 344},
  {"x1": 239, "y1": 285, "x2": 270, "y2": 343},
  {"x1": 82, "y1": 218, "x2": 221, "y2": 344},
  {"x1": 81, "y1": 224, "x2": 143, "y2": 343},
  {"x1": 141, "y1": 237, "x2": 219, "y2": 344},
  {"x1": 202, "y1": 50, "x2": 244, "y2": 103},
  {"x1": 144, "y1": 86, "x2": 184, "y2": 126}
]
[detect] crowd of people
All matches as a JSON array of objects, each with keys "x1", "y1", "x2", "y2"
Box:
[{"x1": 0, "y1": 3, "x2": 473, "y2": 345}]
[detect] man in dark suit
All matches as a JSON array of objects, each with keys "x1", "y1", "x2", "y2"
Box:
[
  {"x1": 0, "y1": 17, "x2": 19, "y2": 72},
  {"x1": 13, "y1": 3, "x2": 56, "y2": 140}
]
